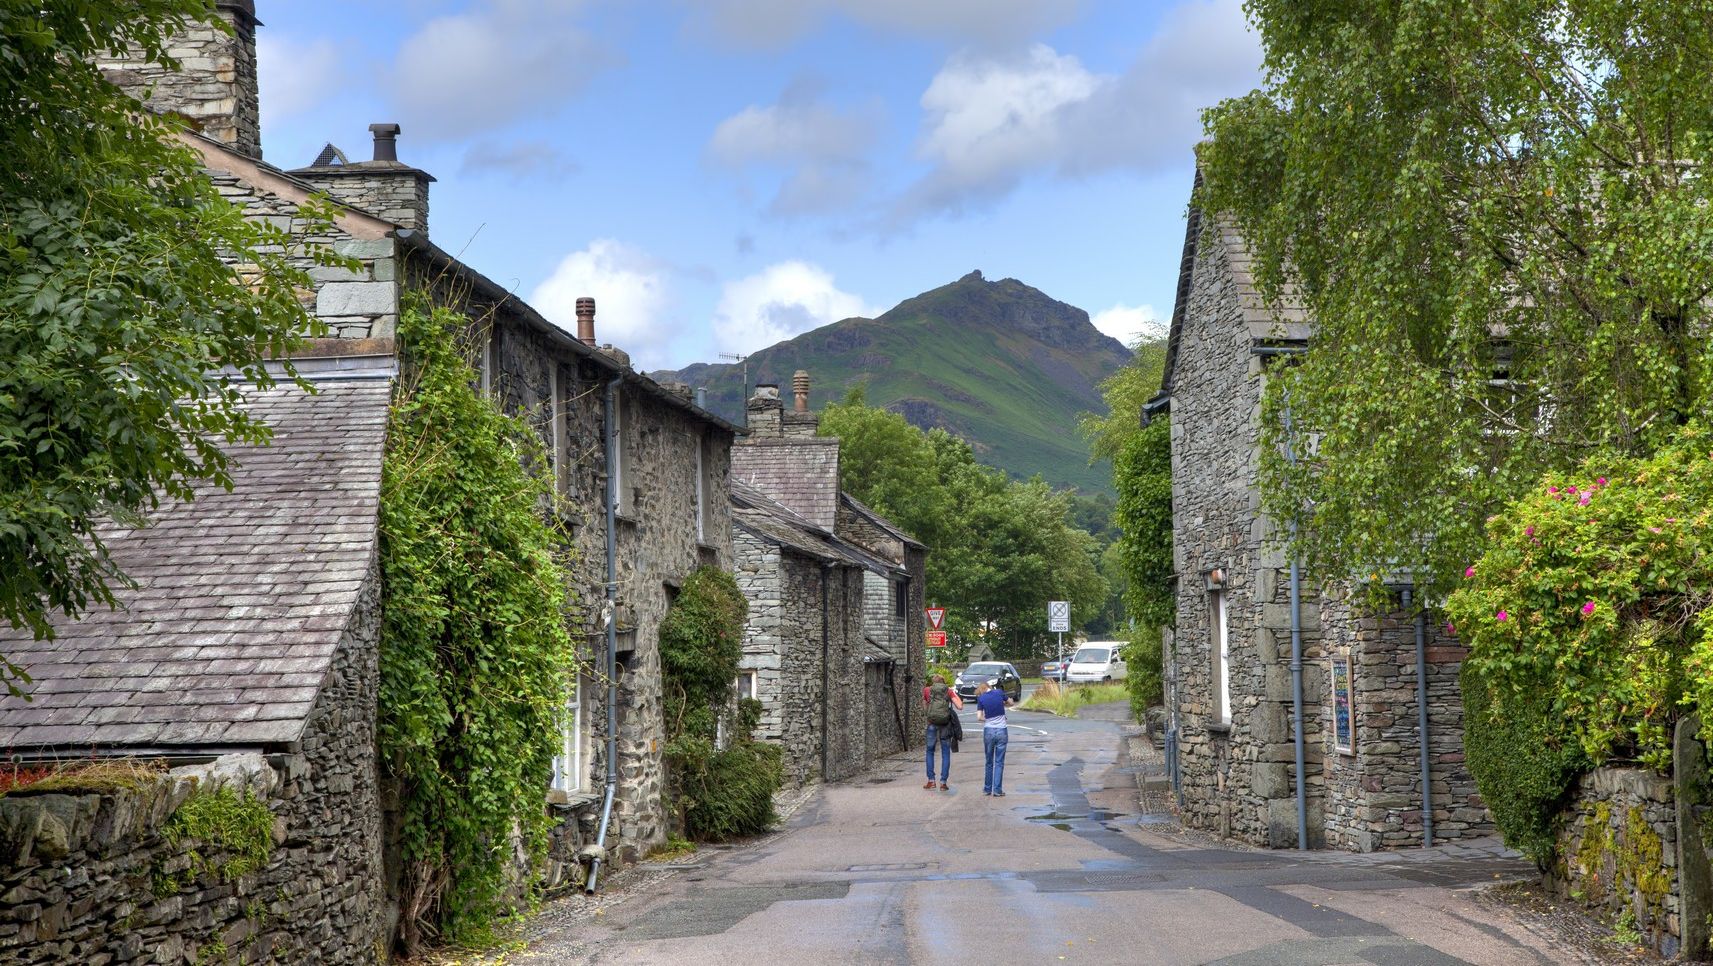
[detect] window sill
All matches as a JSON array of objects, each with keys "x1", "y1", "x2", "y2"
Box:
[
  {"x1": 1206, "y1": 722, "x2": 1233, "y2": 736},
  {"x1": 548, "y1": 790, "x2": 599, "y2": 811},
  {"x1": 614, "y1": 511, "x2": 640, "y2": 527}
]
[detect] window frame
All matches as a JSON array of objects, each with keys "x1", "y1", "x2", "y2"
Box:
[
  {"x1": 551, "y1": 675, "x2": 585, "y2": 796},
  {"x1": 1211, "y1": 589, "x2": 1231, "y2": 726}
]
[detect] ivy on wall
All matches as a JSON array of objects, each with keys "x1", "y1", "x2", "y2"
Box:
[
  {"x1": 1115, "y1": 414, "x2": 1173, "y2": 717},
  {"x1": 378, "y1": 294, "x2": 578, "y2": 952},
  {"x1": 1447, "y1": 424, "x2": 1713, "y2": 862},
  {"x1": 658, "y1": 567, "x2": 781, "y2": 841}
]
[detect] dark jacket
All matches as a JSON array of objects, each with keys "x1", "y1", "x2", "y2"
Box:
[{"x1": 945, "y1": 703, "x2": 963, "y2": 752}]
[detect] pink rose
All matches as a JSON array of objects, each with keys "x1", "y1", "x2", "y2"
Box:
[
  {"x1": 1548, "y1": 486, "x2": 1559, "y2": 494},
  {"x1": 1445, "y1": 622, "x2": 1456, "y2": 636},
  {"x1": 1597, "y1": 477, "x2": 1607, "y2": 486},
  {"x1": 1578, "y1": 493, "x2": 1591, "y2": 506},
  {"x1": 1497, "y1": 610, "x2": 1509, "y2": 622},
  {"x1": 1582, "y1": 601, "x2": 1596, "y2": 616},
  {"x1": 1525, "y1": 526, "x2": 1535, "y2": 537},
  {"x1": 1465, "y1": 566, "x2": 1476, "y2": 578}
]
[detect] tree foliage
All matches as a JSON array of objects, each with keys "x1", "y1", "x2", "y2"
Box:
[
  {"x1": 379, "y1": 296, "x2": 577, "y2": 952},
  {"x1": 1446, "y1": 425, "x2": 1711, "y2": 860},
  {"x1": 1200, "y1": 0, "x2": 1713, "y2": 598},
  {"x1": 0, "y1": 1, "x2": 342, "y2": 691},
  {"x1": 820, "y1": 391, "x2": 1106, "y2": 659}
]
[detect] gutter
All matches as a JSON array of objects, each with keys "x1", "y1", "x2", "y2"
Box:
[{"x1": 586, "y1": 376, "x2": 624, "y2": 894}]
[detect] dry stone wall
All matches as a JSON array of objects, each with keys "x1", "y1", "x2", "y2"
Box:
[
  {"x1": 1550, "y1": 767, "x2": 1680, "y2": 958},
  {"x1": 0, "y1": 571, "x2": 385, "y2": 964}
]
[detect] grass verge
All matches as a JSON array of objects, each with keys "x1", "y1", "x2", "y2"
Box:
[{"x1": 1016, "y1": 680, "x2": 1130, "y2": 717}]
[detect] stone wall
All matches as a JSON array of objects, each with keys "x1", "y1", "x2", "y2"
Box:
[
  {"x1": 206, "y1": 170, "x2": 400, "y2": 340},
  {"x1": 292, "y1": 165, "x2": 432, "y2": 234},
  {"x1": 1319, "y1": 593, "x2": 1492, "y2": 852},
  {"x1": 460, "y1": 279, "x2": 736, "y2": 861},
  {"x1": 96, "y1": 0, "x2": 262, "y2": 159},
  {"x1": 0, "y1": 569, "x2": 385, "y2": 964},
  {"x1": 1168, "y1": 230, "x2": 1326, "y2": 848},
  {"x1": 1550, "y1": 767, "x2": 1680, "y2": 958}
]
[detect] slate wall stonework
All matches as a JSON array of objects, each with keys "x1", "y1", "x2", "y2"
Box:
[
  {"x1": 95, "y1": 0, "x2": 262, "y2": 159},
  {"x1": 1318, "y1": 595, "x2": 1492, "y2": 852},
  {"x1": 0, "y1": 570, "x2": 386, "y2": 965},
  {"x1": 1550, "y1": 767, "x2": 1680, "y2": 957},
  {"x1": 1168, "y1": 231, "x2": 1326, "y2": 848}
]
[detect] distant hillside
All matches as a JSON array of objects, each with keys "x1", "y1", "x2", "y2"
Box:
[{"x1": 656, "y1": 271, "x2": 1131, "y2": 493}]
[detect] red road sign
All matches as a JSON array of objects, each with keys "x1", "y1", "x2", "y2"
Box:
[
  {"x1": 926, "y1": 630, "x2": 947, "y2": 648},
  {"x1": 925, "y1": 607, "x2": 946, "y2": 630}
]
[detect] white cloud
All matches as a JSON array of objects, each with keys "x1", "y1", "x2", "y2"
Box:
[
  {"x1": 898, "y1": 0, "x2": 1261, "y2": 219},
  {"x1": 709, "y1": 81, "x2": 882, "y2": 215},
  {"x1": 391, "y1": 1, "x2": 614, "y2": 141},
  {"x1": 689, "y1": 0, "x2": 1084, "y2": 48},
  {"x1": 460, "y1": 141, "x2": 580, "y2": 181},
  {"x1": 257, "y1": 35, "x2": 347, "y2": 122},
  {"x1": 531, "y1": 240, "x2": 674, "y2": 367},
  {"x1": 713, "y1": 262, "x2": 877, "y2": 355},
  {"x1": 1091, "y1": 304, "x2": 1165, "y2": 347}
]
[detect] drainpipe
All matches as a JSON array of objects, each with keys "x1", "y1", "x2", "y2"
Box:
[
  {"x1": 821, "y1": 562, "x2": 834, "y2": 782},
  {"x1": 586, "y1": 375, "x2": 624, "y2": 894},
  {"x1": 1404, "y1": 586, "x2": 1435, "y2": 848},
  {"x1": 1282, "y1": 399, "x2": 1309, "y2": 851}
]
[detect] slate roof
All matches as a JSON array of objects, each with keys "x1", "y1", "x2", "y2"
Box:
[
  {"x1": 731, "y1": 481, "x2": 901, "y2": 577},
  {"x1": 730, "y1": 437, "x2": 841, "y2": 530},
  {"x1": 0, "y1": 380, "x2": 391, "y2": 754},
  {"x1": 840, "y1": 493, "x2": 926, "y2": 551},
  {"x1": 1152, "y1": 167, "x2": 1310, "y2": 411}
]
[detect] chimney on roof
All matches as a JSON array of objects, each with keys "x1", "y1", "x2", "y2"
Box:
[
  {"x1": 288, "y1": 122, "x2": 435, "y2": 233},
  {"x1": 95, "y1": 0, "x2": 262, "y2": 159},
  {"x1": 781, "y1": 371, "x2": 819, "y2": 438},
  {"x1": 792, "y1": 370, "x2": 810, "y2": 413},
  {"x1": 747, "y1": 384, "x2": 784, "y2": 438},
  {"x1": 576, "y1": 297, "x2": 597, "y2": 346}
]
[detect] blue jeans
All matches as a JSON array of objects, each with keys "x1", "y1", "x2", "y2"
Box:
[
  {"x1": 983, "y1": 728, "x2": 1008, "y2": 794},
  {"x1": 925, "y1": 725, "x2": 951, "y2": 781}
]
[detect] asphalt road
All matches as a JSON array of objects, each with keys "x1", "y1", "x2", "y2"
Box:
[{"x1": 527, "y1": 703, "x2": 1577, "y2": 965}]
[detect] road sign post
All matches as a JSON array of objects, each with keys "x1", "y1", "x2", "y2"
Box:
[{"x1": 1048, "y1": 601, "x2": 1070, "y2": 677}]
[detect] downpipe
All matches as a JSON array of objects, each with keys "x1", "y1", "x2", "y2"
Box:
[
  {"x1": 1405, "y1": 587, "x2": 1435, "y2": 848},
  {"x1": 820, "y1": 562, "x2": 833, "y2": 782},
  {"x1": 1282, "y1": 398, "x2": 1309, "y2": 851},
  {"x1": 587, "y1": 376, "x2": 624, "y2": 894}
]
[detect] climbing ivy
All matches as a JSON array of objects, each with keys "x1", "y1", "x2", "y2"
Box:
[
  {"x1": 378, "y1": 294, "x2": 578, "y2": 952},
  {"x1": 658, "y1": 567, "x2": 780, "y2": 841}
]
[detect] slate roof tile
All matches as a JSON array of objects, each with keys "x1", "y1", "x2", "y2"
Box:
[
  {"x1": 730, "y1": 438, "x2": 841, "y2": 530},
  {"x1": 0, "y1": 381, "x2": 389, "y2": 753}
]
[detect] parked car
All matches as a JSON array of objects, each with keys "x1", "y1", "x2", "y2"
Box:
[
  {"x1": 1041, "y1": 659, "x2": 1069, "y2": 682},
  {"x1": 1065, "y1": 643, "x2": 1128, "y2": 684},
  {"x1": 955, "y1": 662, "x2": 1022, "y2": 702}
]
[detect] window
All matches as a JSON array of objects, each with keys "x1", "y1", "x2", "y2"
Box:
[
  {"x1": 1211, "y1": 589, "x2": 1230, "y2": 725},
  {"x1": 736, "y1": 670, "x2": 757, "y2": 701},
  {"x1": 610, "y1": 391, "x2": 628, "y2": 515},
  {"x1": 551, "y1": 676, "x2": 584, "y2": 795},
  {"x1": 893, "y1": 581, "x2": 907, "y2": 621}
]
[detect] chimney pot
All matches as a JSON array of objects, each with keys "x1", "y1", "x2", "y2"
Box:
[
  {"x1": 792, "y1": 370, "x2": 811, "y2": 413},
  {"x1": 369, "y1": 122, "x2": 401, "y2": 162},
  {"x1": 575, "y1": 297, "x2": 597, "y2": 346}
]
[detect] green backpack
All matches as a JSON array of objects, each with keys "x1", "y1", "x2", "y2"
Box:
[{"x1": 927, "y1": 686, "x2": 952, "y2": 726}]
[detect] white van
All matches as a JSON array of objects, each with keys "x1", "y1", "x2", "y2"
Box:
[{"x1": 1065, "y1": 642, "x2": 1128, "y2": 684}]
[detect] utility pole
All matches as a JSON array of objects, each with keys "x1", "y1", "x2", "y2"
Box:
[{"x1": 720, "y1": 353, "x2": 749, "y2": 402}]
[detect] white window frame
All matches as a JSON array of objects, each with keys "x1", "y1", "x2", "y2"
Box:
[
  {"x1": 735, "y1": 670, "x2": 757, "y2": 702},
  {"x1": 611, "y1": 391, "x2": 627, "y2": 515},
  {"x1": 1212, "y1": 589, "x2": 1231, "y2": 725},
  {"x1": 551, "y1": 676, "x2": 584, "y2": 795},
  {"x1": 694, "y1": 430, "x2": 707, "y2": 542}
]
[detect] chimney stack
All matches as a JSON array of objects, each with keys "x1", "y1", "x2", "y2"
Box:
[
  {"x1": 369, "y1": 123, "x2": 400, "y2": 162},
  {"x1": 747, "y1": 384, "x2": 784, "y2": 437},
  {"x1": 289, "y1": 122, "x2": 435, "y2": 233},
  {"x1": 96, "y1": 0, "x2": 262, "y2": 159},
  {"x1": 576, "y1": 298, "x2": 597, "y2": 346},
  {"x1": 792, "y1": 370, "x2": 811, "y2": 413}
]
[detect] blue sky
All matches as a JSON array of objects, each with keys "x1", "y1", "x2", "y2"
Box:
[{"x1": 255, "y1": 0, "x2": 1263, "y2": 370}]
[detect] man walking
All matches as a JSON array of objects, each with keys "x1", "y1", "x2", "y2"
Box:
[
  {"x1": 923, "y1": 674, "x2": 963, "y2": 791},
  {"x1": 975, "y1": 679, "x2": 1013, "y2": 797}
]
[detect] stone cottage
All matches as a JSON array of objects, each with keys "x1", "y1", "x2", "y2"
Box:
[
  {"x1": 1145, "y1": 176, "x2": 1492, "y2": 851},
  {"x1": 730, "y1": 378, "x2": 929, "y2": 783},
  {"x1": 1, "y1": 1, "x2": 739, "y2": 957},
  {"x1": 0, "y1": 376, "x2": 393, "y2": 963}
]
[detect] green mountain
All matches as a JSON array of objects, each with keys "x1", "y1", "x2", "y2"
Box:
[{"x1": 656, "y1": 271, "x2": 1131, "y2": 493}]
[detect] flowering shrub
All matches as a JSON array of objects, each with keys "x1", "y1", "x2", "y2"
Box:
[{"x1": 1447, "y1": 425, "x2": 1713, "y2": 773}]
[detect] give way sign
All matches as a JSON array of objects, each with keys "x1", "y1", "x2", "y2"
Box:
[{"x1": 925, "y1": 607, "x2": 946, "y2": 630}]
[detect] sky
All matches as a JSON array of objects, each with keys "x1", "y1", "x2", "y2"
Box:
[{"x1": 255, "y1": 0, "x2": 1265, "y2": 371}]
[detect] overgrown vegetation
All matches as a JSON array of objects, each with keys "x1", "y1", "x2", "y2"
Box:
[
  {"x1": 1447, "y1": 426, "x2": 1712, "y2": 863},
  {"x1": 1018, "y1": 680, "x2": 1130, "y2": 717},
  {"x1": 164, "y1": 784, "x2": 274, "y2": 882},
  {"x1": 0, "y1": 757, "x2": 164, "y2": 795},
  {"x1": 659, "y1": 567, "x2": 780, "y2": 841},
  {"x1": 0, "y1": 0, "x2": 349, "y2": 693},
  {"x1": 379, "y1": 295, "x2": 578, "y2": 953}
]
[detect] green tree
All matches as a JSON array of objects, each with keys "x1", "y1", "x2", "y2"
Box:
[
  {"x1": 1199, "y1": 0, "x2": 1713, "y2": 597},
  {"x1": 0, "y1": 1, "x2": 337, "y2": 692}
]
